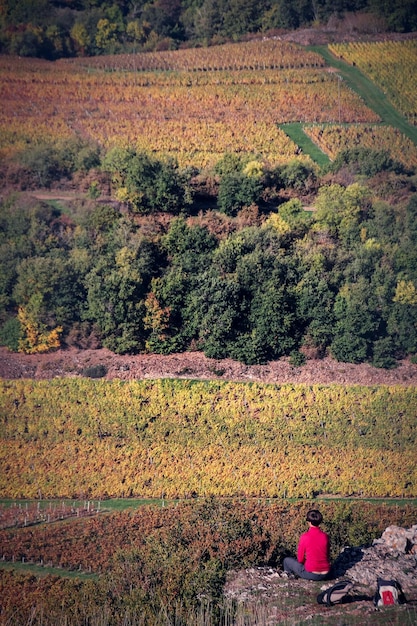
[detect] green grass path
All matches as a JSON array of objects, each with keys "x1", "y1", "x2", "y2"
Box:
[
  {"x1": 278, "y1": 122, "x2": 331, "y2": 167},
  {"x1": 280, "y1": 44, "x2": 417, "y2": 166},
  {"x1": 310, "y1": 44, "x2": 417, "y2": 146},
  {"x1": 0, "y1": 560, "x2": 98, "y2": 580}
]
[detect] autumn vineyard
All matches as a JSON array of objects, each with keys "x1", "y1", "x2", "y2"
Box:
[
  {"x1": 1, "y1": 38, "x2": 417, "y2": 169},
  {"x1": 1, "y1": 378, "x2": 417, "y2": 500},
  {"x1": 1, "y1": 31, "x2": 417, "y2": 626},
  {"x1": 1, "y1": 377, "x2": 417, "y2": 623}
]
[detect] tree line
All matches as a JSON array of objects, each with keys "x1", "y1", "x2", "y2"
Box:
[
  {"x1": 1, "y1": 142, "x2": 416, "y2": 368},
  {"x1": 0, "y1": 0, "x2": 416, "y2": 59}
]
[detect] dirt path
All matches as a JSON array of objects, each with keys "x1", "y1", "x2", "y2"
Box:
[{"x1": 1, "y1": 347, "x2": 417, "y2": 386}]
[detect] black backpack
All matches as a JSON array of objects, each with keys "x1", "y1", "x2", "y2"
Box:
[
  {"x1": 373, "y1": 578, "x2": 407, "y2": 607},
  {"x1": 317, "y1": 579, "x2": 354, "y2": 606}
]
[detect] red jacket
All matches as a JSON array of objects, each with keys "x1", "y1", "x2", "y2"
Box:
[{"x1": 297, "y1": 525, "x2": 330, "y2": 573}]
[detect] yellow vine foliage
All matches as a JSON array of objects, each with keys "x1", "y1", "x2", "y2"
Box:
[
  {"x1": 0, "y1": 379, "x2": 416, "y2": 500},
  {"x1": 329, "y1": 40, "x2": 417, "y2": 125},
  {"x1": 303, "y1": 123, "x2": 417, "y2": 168},
  {"x1": 143, "y1": 290, "x2": 171, "y2": 349}
]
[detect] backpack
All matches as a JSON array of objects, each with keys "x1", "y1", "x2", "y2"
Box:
[
  {"x1": 373, "y1": 578, "x2": 407, "y2": 607},
  {"x1": 317, "y1": 580, "x2": 354, "y2": 606}
]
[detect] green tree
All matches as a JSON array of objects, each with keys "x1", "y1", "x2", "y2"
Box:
[
  {"x1": 314, "y1": 183, "x2": 370, "y2": 245},
  {"x1": 146, "y1": 218, "x2": 218, "y2": 352},
  {"x1": 191, "y1": 0, "x2": 226, "y2": 41},
  {"x1": 103, "y1": 149, "x2": 192, "y2": 214},
  {"x1": 296, "y1": 273, "x2": 336, "y2": 355},
  {"x1": 190, "y1": 271, "x2": 244, "y2": 359},
  {"x1": 331, "y1": 147, "x2": 408, "y2": 177},
  {"x1": 95, "y1": 17, "x2": 119, "y2": 53},
  {"x1": 70, "y1": 21, "x2": 92, "y2": 55},
  {"x1": 207, "y1": 225, "x2": 299, "y2": 363},
  {"x1": 84, "y1": 237, "x2": 158, "y2": 353},
  {"x1": 261, "y1": 0, "x2": 300, "y2": 30},
  {"x1": 84, "y1": 204, "x2": 121, "y2": 244},
  {"x1": 13, "y1": 251, "x2": 85, "y2": 330},
  {"x1": 222, "y1": 0, "x2": 261, "y2": 37},
  {"x1": 0, "y1": 316, "x2": 21, "y2": 351},
  {"x1": 387, "y1": 288, "x2": 417, "y2": 357},
  {"x1": 280, "y1": 159, "x2": 317, "y2": 193},
  {"x1": 330, "y1": 279, "x2": 382, "y2": 363},
  {"x1": 278, "y1": 198, "x2": 312, "y2": 232},
  {"x1": 395, "y1": 195, "x2": 417, "y2": 279},
  {"x1": 43, "y1": 24, "x2": 65, "y2": 58},
  {"x1": 146, "y1": 269, "x2": 194, "y2": 353},
  {"x1": 246, "y1": 277, "x2": 298, "y2": 363},
  {"x1": 17, "y1": 143, "x2": 63, "y2": 187},
  {"x1": 162, "y1": 217, "x2": 218, "y2": 273},
  {"x1": 217, "y1": 172, "x2": 262, "y2": 216},
  {"x1": 0, "y1": 197, "x2": 33, "y2": 317}
]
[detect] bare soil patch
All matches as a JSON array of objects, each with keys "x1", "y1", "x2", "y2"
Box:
[{"x1": 1, "y1": 347, "x2": 417, "y2": 386}]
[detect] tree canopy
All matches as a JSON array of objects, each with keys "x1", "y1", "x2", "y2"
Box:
[
  {"x1": 1, "y1": 146, "x2": 416, "y2": 367},
  {"x1": 0, "y1": 0, "x2": 415, "y2": 58}
]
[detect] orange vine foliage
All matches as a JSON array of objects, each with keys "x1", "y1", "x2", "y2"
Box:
[
  {"x1": 1, "y1": 499, "x2": 416, "y2": 624},
  {"x1": 0, "y1": 43, "x2": 379, "y2": 167},
  {"x1": 65, "y1": 39, "x2": 326, "y2": 72}
]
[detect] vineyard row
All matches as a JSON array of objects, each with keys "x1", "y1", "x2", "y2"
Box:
[{"x1": 1, "y1": 379, "x2": 416, "y2": 500}]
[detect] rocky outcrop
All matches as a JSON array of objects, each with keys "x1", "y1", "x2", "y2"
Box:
[
  {"x1": 224, "y1": 525, "x2": 417, "y2": 618},
  {"x1": 333, "y1": 524, "x2": 417, "y2": 593},
  {"x1": 222, "y1": 526, "x2": 417, "y2": 625}
]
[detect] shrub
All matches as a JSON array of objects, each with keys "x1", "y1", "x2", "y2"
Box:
[
  {"x1": 217, "y1": 172, "x2": 262, "y2": 216},
  {"x1": 332, "y1": 148, "x2": 408, "y2": 177},
  {"x1": 0, "y1": 317, "x2": 21, "y2": 352},
  {"x1": 372, "y1": 337, "x2": 398, "y2": 369},
  {"x1": 81, "y1": 364, "x2": 108, "y2": 378},
  {"x1": 289, "y1": 350, "x2": 306, "y2": 367}
]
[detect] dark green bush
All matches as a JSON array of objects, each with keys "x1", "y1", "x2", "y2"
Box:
[
  {"x1": 332, "y1": 147, "x2": 408, "y2": 177},
  {"x1": 372, "y1": 337, "x2": 398, "y2": 369},
  {"x1": 81, "y1": 364, "x2": 108, "y2": 378},
  {"x1": 0, "y1": 317, "x2": 21, "y2": 352},
  {"x1": 289, "y1": 350, "x2": 306, "y2": 367},
  {"x1": 217, "y1": 173, "x2": 262, "y2": 216}
]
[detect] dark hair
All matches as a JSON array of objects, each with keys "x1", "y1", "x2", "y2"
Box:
[{"x1": 306, "y1": 509, "x2": 323, "y2": 526}]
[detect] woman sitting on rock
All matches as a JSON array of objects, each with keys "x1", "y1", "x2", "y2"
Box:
[{"x1": 283, "y1": 509, "x2": 331, "y2": 580}]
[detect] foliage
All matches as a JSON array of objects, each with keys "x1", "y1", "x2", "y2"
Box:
[
  {"x1": 84, "y1": 239, "x2": 158, "y2": 354},
  {"x1": 81, "y1": 364, "x2": 108, "y2": 379},
  {"x1": 102, "y1": 148, "x2": 192, "y2": 214},
  {"x1": 15, "y1": 138, "x2": 101, "y2": 188},
  {"x1": 279, "y1": 159, "x2": 317, "y2": 192},
  {"x1": 0, "y1": 378, "x2": 416, "y2": 500},
  {"x1": 17, "y1": 295, "x2": 63, "y2": 354},
  {"x1": 304, "y1": 124, "x2": 417, "y2": 170},
  {"x1": 331, "y1": 147, "x2": 408, "y2": 176},
  {"x1": 0, "y1": 497, "x2": 416, "y2": 624},
  {"x1": 0, "y1": 49, "x2": 385, "y2": 172},
  {"x1": 217, "y1": 172, "x2": 263, "y2": 216},
  {"x1": 0, "y1": 0, "x2": 415, "y2": 60},
  {"x1": 0, "y1": 317, "x2": 21, "y2": 351},
  {"x1": 0, "y1": 37, "x2": 417, "y2": 366},
  {"x1": 289, "y1": 350, "x2": 307, "y2": 367}
]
